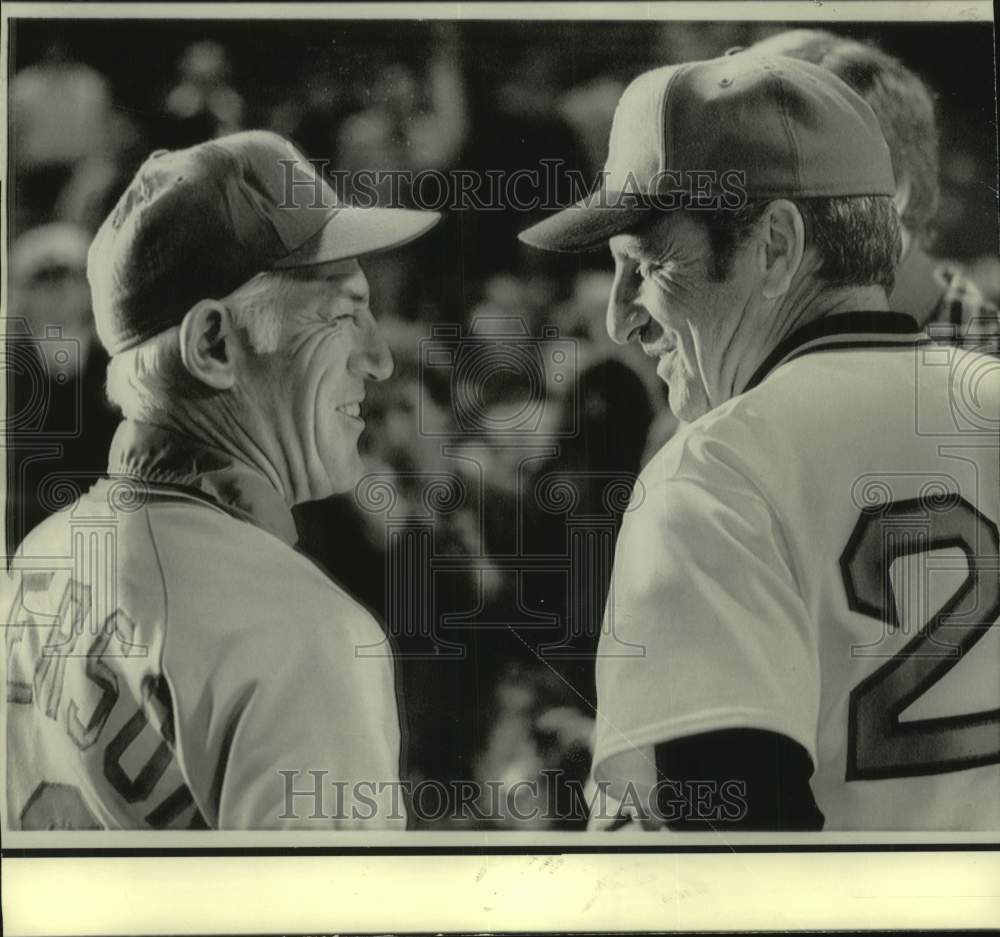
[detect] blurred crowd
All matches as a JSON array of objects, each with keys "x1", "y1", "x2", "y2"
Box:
[{"x1": 7, "y1": 19, "x2": 1000, "y2": 828}]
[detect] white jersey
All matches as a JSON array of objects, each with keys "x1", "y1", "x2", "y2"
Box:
[
  {"x1": 4, "y1": 422, "x2": 404, "y2": 831},
  {"x1": 592, "y1": 312, "x2": 1000, "y2": 831}
]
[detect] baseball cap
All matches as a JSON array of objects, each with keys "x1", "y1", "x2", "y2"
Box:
[
  {"x1": 518, "y1": 53, "x2": 895, "y2": 252},
  {"x1": 88, "y1": 130, "x2": 441, "y2": 355}
]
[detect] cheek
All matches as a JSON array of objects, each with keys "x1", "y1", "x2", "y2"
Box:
[
  {"x1": 309, "y1": 355, "x2": 359, "y2": 455},
  {"x1": 639, "y1": 283, "x2": 675, "y2": 337},
  {"x1": 310, "y1": 373, "x2": 341, "y2": 438},
  {"x1": 279, "y1": 349, "x2": 329, "y2": 451},
  {"x1": 294, "y1": 333, "x2": 342, "y2": 405},
  {"x1": 644, "y1": 267, "x2": 704, "y2": 329}
]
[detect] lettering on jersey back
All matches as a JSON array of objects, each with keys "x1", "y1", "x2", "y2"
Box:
[{"x1": 6, "y1": 575, "x2": 208, "y2": 828}]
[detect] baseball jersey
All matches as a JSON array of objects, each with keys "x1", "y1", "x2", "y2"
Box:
[
  {"x1": 4, "y1": 421, "x2": 404, "y2": 830},
  {"x1": 592, "y1": 311, "x2": 1000, "y2": 831}
]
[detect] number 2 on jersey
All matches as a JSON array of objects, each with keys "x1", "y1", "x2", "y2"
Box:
[{"x1": 842, "y1": 496, "x2": 1000, "y2": 781}]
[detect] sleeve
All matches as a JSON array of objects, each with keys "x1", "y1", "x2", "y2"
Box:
[
  {"x1": 164, "y1": 601, "x2": 406, "y2": 831},
  {"x1": 591, "y1": 440, "x2": 821, "y2": 797}
]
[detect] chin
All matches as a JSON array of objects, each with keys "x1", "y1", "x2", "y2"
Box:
[
  {"x1": 668, "y1": 382, "x2": 712, "y2": 423},
  {"x1": 324, "y1": 455, "x2": 366, "y2": 498}
]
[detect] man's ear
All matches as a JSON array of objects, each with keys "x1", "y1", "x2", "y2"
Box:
[
  {"x1": 759, "y1": 199, "x2": 806, "y2": 300},
  {"x1": 178, "y1": 300, "x2": 240, "y2": 390}
]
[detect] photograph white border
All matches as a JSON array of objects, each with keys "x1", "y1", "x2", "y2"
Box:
[{"x1": 2, "y1": 1, "x2": 998, "y2": 932}]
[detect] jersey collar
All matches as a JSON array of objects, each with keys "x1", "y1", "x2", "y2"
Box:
[
  {"x1": 107, "y1": 420, "x2": 298, "y2": 546},
  {"x1": 744, "y1": 311, "x2": 925, "y2": 394}
]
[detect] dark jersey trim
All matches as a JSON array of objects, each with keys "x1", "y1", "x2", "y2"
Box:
[
  {"x1": 778, "y1": 339, "x2": 929, "y2": 370},
  {"x1": 744, "y1": 311, "x2": 923, "y2": 393}
]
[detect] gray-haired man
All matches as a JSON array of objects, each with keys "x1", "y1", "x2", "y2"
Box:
[{"x1": 5, "y1": 131, "x2": 439, "y2": 830}]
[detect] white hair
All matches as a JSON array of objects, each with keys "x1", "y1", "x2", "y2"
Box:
[{"x1": 105, "y1": 270, "x2": 298, "y2": 421}]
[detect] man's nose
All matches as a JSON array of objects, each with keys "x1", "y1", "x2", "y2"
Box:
[
  {"x1": 352, "y1": 320, "x2": 394, "y2": 382},
  {"x1": 606, "y1": 269, "x2": 647, "y2": 346}
]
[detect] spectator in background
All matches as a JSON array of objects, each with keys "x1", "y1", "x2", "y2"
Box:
[
  {"x1": 296, "y1": 350, "x2": 484, "y2": 795},
  {"x1": 336, "y1": 24, "x2": 468, "y2": 323},
  {"x1": 271, "y1": 56, "x2": 352, "y2": 164},
  {"x1": 11, "y1": 42, "x2": 114, "y2": 234},
  {"x1": 465, "y1": 273, "x2": 562, "y2": 338},
  {"x1": 552, "y1": 358, "x2": 653, "y2": 483},
  {"x1": 553, "y1": 271, "x2": 668, "y2": 422},
  {"x1": 749, "y1": 30, "x2": 999, "y2": 351},
  {"x1": 964, "y1": 255, "x2": 1000, "y2": 307},
  {"x1": 467, "y1": 50, "x2": 587, "y2": 280},
  {"x1": 524, "y1": 358, "x2": 654, "y2": 704},
  {"x1": 6, "y1": 224, "x2": 118, "y2": 551},
  {"x1": 654, "y1": 21, "x2": 753, "y2": 65},
  {"x1": 337, "y1": 37, "x2": 468, "y2": 184},
  {"x1": 557, "y1": 76, "x2": 626, "y2": 180},
  {"x1": 53, "y1": 108, "x2": 146, "y2": 236},
  {"x1": 160, "y1": 40, "x2": 245, "y2": 149},
  {"x1": 384, "y1": 345, "x2": 652, "y2": 827},
  {"x1": 470, "y1": 663, "x2": 592, "y2": 830}
]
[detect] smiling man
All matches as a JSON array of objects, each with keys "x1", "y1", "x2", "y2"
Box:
[
  {"x1": 4, "y1": 131, "x2": 439, "y2": 830},
  {"x1": 520, "y1": 54, "x2": 1000, "y2": 831}
]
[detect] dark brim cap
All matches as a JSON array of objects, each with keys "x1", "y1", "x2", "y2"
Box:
[
  {"x1": 89, "y1": 130, "x2": 441, "y2": 355},
  {"x1": 519, "y1": 54, "x2": 895, "y2": 253}
]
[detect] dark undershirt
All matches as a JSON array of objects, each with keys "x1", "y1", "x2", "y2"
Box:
[{"x1": 652, "y1": 729, "x2": 825, "y2": 831}]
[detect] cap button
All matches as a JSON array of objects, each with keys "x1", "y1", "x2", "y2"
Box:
[{"x1": 719, "y1": 76, "x2": 734, "y2": 87}]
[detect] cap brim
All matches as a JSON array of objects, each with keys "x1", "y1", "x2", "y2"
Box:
[
  {"x1": 274, "y1": 206, "x2": 441, "y2": 268},
  {"x1": 518, "y1": 192, "x2": 657, "y2": 253}
]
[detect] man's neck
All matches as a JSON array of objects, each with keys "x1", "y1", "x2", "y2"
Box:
[
  {"x1": 149, "y1": 403, "x2": 293, "y2": 506},
  {"x1": 775, "y1": 281, "x2": 890, "y2": 339},
  {"x1": 733, "y1": 283, "x2": 890, "y2": 400},
  {"x1": 108, "y1": 420, "x2": 299, "y2": 545}
]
